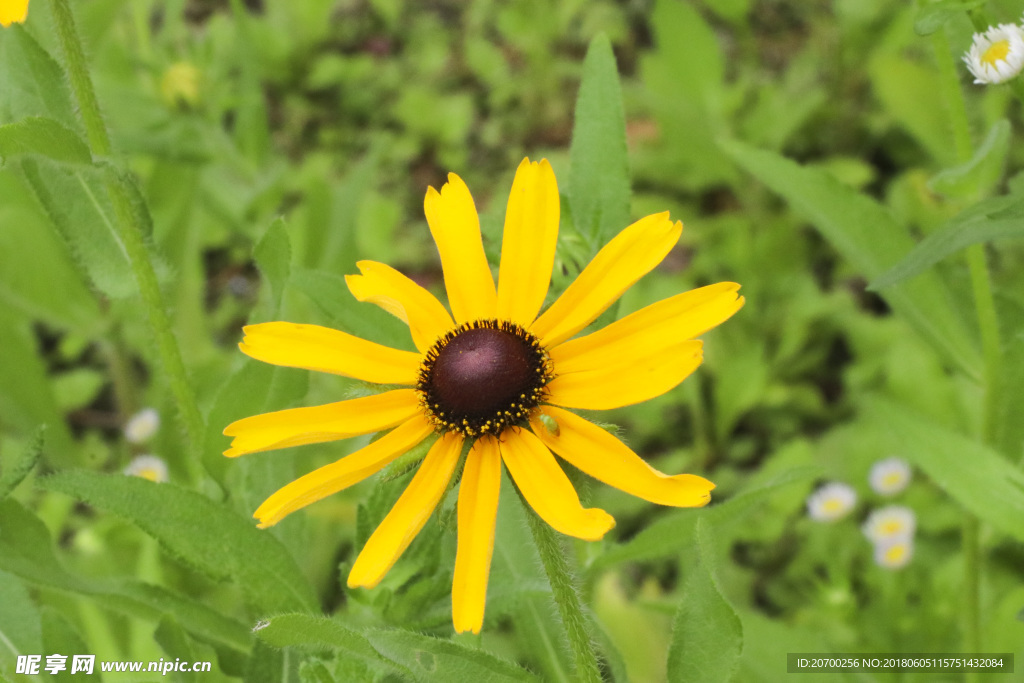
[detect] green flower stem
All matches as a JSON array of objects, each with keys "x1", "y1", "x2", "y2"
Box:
[
  {"x1": 524, "y1": 505, "x2": 602, "y2": 683},
  {"x1": 934, "y1": 26, "x2": 1005, "y2": 677},
  {"x1": 48, "y1": 0, "x2": 206, "y2": 482}
]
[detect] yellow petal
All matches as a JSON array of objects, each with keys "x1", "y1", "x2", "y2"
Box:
[
  {"x1": 423, "y1": 173, "x2": 497, "y2": 323},
  {"x1": 496, "y1": 158, "x2": 559, "y2": 327},
  {"x1": 223, "y1": 389, "x2": 421, "y2": 457},
  {"x1": 550, "y1": 282, "x2": 743, "y2": 374},
  {"x1": 253, "y1": 416, "x2": 435, "y2": 528},
  {"x1": 0, "y1": 0, "x2": 28, "y2": 26},
  {"x1": 530, "y1": 213, "x2": 682, "y2": 348},
  {"x1": 546, "y1": 340, "x2": 703, "y2": 410},
  {"x1": 348, "y1": 431, "x2": 463, "y2": 589},
  {"x1": 239, "y1": 322, "x2": 421, "y2": 385},
  {"x1": 452, "y1": 436, "x2": 501, "y2": 634},
  {"x1": 531, "y1": 407, "x2": 714, "y2": 507},
  {"x1": 345, "y1": 260, "x2": 455, "y2": 353},
  {"x1": 500, "y1": 428, "x2": 614, "y2": 541}
]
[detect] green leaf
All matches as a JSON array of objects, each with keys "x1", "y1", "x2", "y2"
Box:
[
  {"x1": 202, "y1": 359, "x2": 308, "y2": 489},
  {"x1": 40, "y1": 471, "x2": 318, "y2": 614},
  {"x1": 868, "y1": 53, "x2": 953, "y2": 166},
  {"x1": 929, "y1": 120, "x2": 1010, "y2": 197},
  {"x1": 254, "y1": 217, "x2": 291, "y2": 318},
  {"x1": 244, "y1": 640, "x2": 299, "y2": 683},
  {"x1": 0, "y1": 170, "x2": 99, "y2": 329},
  {"x1": 154, "y1": 616, "x2": 200, "y2": 683},
  {"x1": 0, "y1": 116, "x2": 92, "y2": 164},
  {"x1": 866, "y1": 398, "x2": 1024, "y2": 542},
  {"x1": 871, "y1": 193, "x2": 1024, "y2": 290},
  {"x1": 667, "y1": 519, "x2": 743, "y2": 683},
  {"x1": 362, "y1": 629, "x2": 540, "y2": 683},
  {"x1": 41, "y1": 608, "x2": 91, "y2": 683},
  {"x1": 0, "y1": 570, "x2": 42, "y2": 674},
  {"x1": 256, "y1": 614, "x2": 541, "y2": 682},
  {"x1": 639, "y1": 0, "x2": 734, "y2": 190},
  {"x1": 569, "y1": 33, "x2": 630, "y2": 254},
  {"x1": 0, "y1": 26, "x2": 78, "y2": 127},
  {"x1": 20, "y1": 158, "x2": 138, "y2": 299},
  {"x1": 290, "y1": 267, "x2": 409, "y2": 349},
  {"x1": 52, "y1": 368, "x2": 105, "y2": 411},
  {"x1": 0, "y1": 499, "x2": 251, "y2": 653},
  {"x1": 721, "y1": 139, "x2": 980, "y2": 379},
  {"x1": 254, "y1": 614, "x2": 393, "y2": 675},
  {"x1": 995, "y1": 304, "x2": 1024, "y2": 461},
  {"x1": 591, "y1": 466, "x2": 818, "y2": 571},
  {"x1": 0, "y1": 425, "x2": 44, "y2": 499},
  {"x1": 913, "y1": 0, "x2": 985, "y2": 35},
  {"x1": 0, "y1": 307, "x2": 74, "y2": 460},
  {"x1": 490, "y1": 475, "x2": 572, "y2": 681}
]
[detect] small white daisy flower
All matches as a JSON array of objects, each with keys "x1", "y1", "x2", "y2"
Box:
[
  {"x1": 124, "y1": 454, "x2": 169, "y2": 483},
  {"x1": 806, "y1": 482, "x2": 857, "y2": 522},
  {"x1": 873, "y1": 537, "x2": 914, "y2": 569},
  {"x1": 963, "y1": 23, "x2": 1024, "y2": 84},
  {"x1": 868, "y1": 457, "x2": 911, "y2": 496},
  {"x1": 862, "y1": 504, "x2": 916, "y2": 545},
  {"x1": 123, "y1": 407, "x2": 160, "y2": 444}
]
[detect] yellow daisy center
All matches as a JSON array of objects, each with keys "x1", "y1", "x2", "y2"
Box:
[
  {"x1": 417, "y1": 319, "x2": 553, "y2": 438},
  {"x1": 822, "y1": 498, "x2": 843, "y2": 513},
  {"x1": 880, "y1": 519, "x2": 904, "y2": 536},
  {"x1": 884, "y1": 544, "x2": 907, "y2": 564},
  {"x1": 137, "y1": 467, "x2": 162, "y2": 482},
  {"x1": 882, "y1": 472, "x2": 903, "y2": 487},
  {"x1": 982, "y1": 40, "x2": 1011, "y2": 66}
]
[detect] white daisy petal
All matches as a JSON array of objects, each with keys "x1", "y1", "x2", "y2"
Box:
[
  {"x1": 124, "y1": 454, "x2": 169, "y2": 483},
  {"x1": 873, "y1": 537, "x2": 914, "y2": 570},
  {"x1": 806, "y1": 482, "x2": 857, "y2": 522},
  {"x1": 868, "y1": 457, "x2": 911, "y2": 496},
  {"x1": 124, "y1": 407, "x2": 161, "y2": 444},
  {"x1": 862, "y1": 505, "x2": 916, "y2": 544},
  {"x1": 963, "y1": 24, "x2": 1024, "y2": 84}
]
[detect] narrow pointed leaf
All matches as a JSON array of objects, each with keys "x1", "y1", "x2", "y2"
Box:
[
  {"x1": 569, "y1": 33, "x2": 630, "y2": 254},
  {"x1": 667, "y1": 518, "x2": 743, "y2": 683},
  {"x1": 872, "y1": 193, "x2": 1024, "y2": 290},
  {"x1": 0, "y1": 499, "x2": 251, "y2": 652},
  {"x1": 0, "y1": 425, "x2": 44, "y2": 499},
  {"x1": 0, "y1": 116, "x2": 92, "y2": 164},
  {"x1": 867, "y1": 398, "x2": 1024, "y2": 541},
  {"x1": 722, "y1": 139, "x2": 980, "y2": 379},
  {"x1": 928, "y1": 120, "x2": 1010, "y2": 197},
  {"x1": 40, "y1": 471, "x2": 318, "y2": 614}
]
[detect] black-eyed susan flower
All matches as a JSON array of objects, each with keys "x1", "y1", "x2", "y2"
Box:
[
  {"x1": 0, "y1": 0, "x2": 29, "y2": 27},
  {"x1": 224, "y1": 158, "x2": 744, "y2": 633},
  {"x1": 964, "y1": 23, "x2": 1024, "y2": 84}
]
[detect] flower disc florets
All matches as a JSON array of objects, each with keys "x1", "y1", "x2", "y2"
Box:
[
  {"x1": 964, "y1": 23, "x2": 1024, "y2": 84},
  {"x1": 417, "y1": 320, "x2": 553, "y2": 438}
]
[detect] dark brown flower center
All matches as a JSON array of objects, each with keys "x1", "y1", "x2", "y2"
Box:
[{"x1": 417, "y1": 320, "x2": 552, "y2": 437}]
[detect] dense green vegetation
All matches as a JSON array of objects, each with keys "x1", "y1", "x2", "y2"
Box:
[{"x1": 2, "y1": 0, "x2": 1024, "y2": 681}]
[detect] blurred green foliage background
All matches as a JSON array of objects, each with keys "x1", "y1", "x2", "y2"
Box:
[{"x1": 3, "y1": 0, "x2": 1024, "y2": 681}]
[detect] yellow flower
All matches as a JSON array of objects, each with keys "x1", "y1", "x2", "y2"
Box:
[
  {"x1": 224, "y1": 158, "x2": 744, "y2": 633},
  {"x1": 0, "y1": 0, "x2": 29, "y2": 27},
  {"x1": 160, "y1": 61, "x2": 201, "y2": 109}
]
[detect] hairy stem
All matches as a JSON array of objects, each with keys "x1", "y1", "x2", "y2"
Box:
[
  {"x1": 48, "y1": 0, "x2": 206, "y2": 482},
  {"x1": 524, "y1": 505, "x2": 602, "y2": 683}
]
